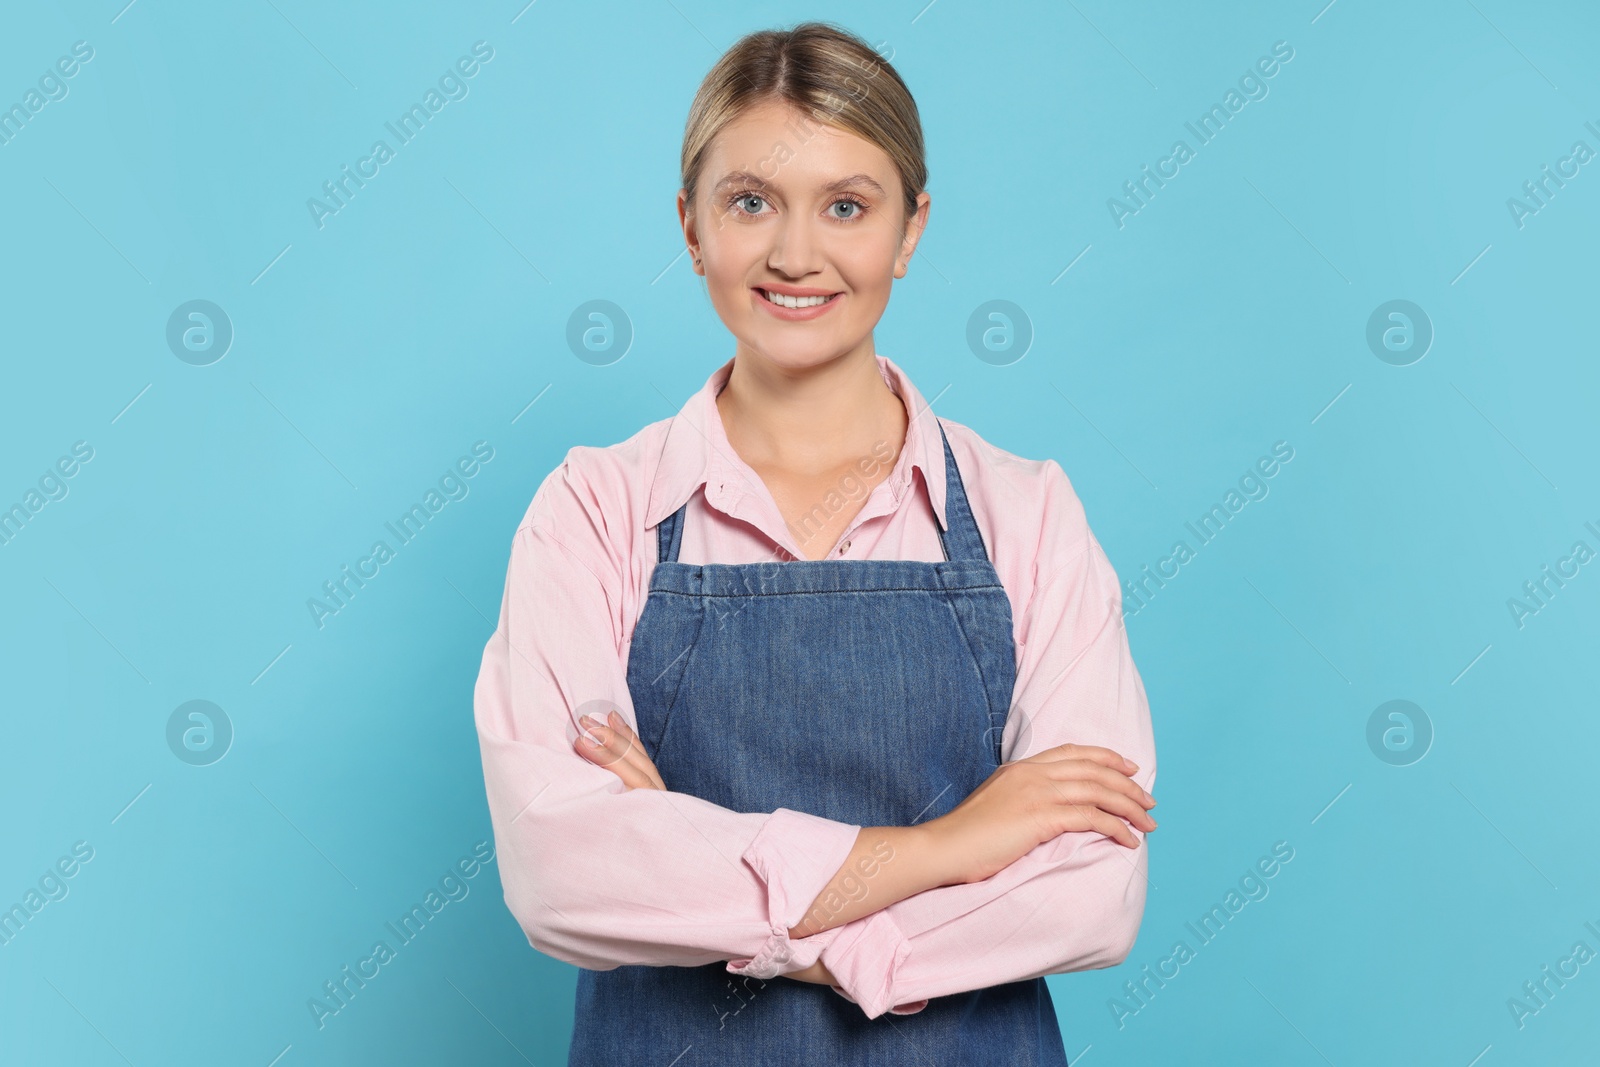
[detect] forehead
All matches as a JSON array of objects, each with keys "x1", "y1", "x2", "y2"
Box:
[{"x1": 702, "y1": 98, "x2": 896, "y2": 193}]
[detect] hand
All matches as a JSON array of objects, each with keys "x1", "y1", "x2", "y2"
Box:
[
  {"x1": 927, "y1": 743, "x2": 1156, "y2": 885},
  {"x1": 573, "y1": 710, "x2": 665, "y2": 790}
]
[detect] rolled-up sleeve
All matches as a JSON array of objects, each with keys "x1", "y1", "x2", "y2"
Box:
[
  {"x1": 473, "y1": 458, "x2": 863, "y2": 978},
  {"x1": 816, "y1": 521, "x2": 1157, "y2": 1019}
]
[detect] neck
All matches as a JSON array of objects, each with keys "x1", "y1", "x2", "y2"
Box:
[{"x1": 715, "y1": 341, "x2": 906, "y2": 475}]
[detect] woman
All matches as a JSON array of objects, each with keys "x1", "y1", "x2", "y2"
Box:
[{"x1": 473, "y1": 21, "x2": 1157, "y2": 1065}]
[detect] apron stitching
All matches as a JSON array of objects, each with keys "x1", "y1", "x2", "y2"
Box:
[
  {"x1": 932, "y1": 582, "x2": 1013, "y2": 769},
  {"x1": 630, "y1": 588, "x2": 710, "y2": 756},
  {"x1": 642, "y1": 583, "x2": 1004, "y2": 598}
]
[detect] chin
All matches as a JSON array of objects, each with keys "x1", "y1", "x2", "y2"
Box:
[{"x1": 746, "y1": 335, "x2": 856, "y2": 370}]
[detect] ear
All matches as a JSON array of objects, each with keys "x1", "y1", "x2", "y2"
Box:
[
  {"x1": 893, "y1": 191, "x2": 932, "y2": 279},
  {"x1": 678, "y1": 188, "x2": 704, "y2": 276}
]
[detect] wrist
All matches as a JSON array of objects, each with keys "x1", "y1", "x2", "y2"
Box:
[
  {"x1": 785, "y1": 822, "x2": 965, "y2": 943},
  {"x1": 785, "y1": 958, "x2": 837, "y2": 985},
  {"x1": 904, "y1": 819, "x2": 965, "y2": 890}
]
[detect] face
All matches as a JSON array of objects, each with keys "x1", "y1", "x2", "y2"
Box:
[{"x1": 678, "y1": 97, "x2": 930, "y2": 372}]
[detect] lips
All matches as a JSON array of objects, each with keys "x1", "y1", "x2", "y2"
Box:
[
  {"x1": 751, "y1": 286, "x2": 844, "y2": 320},
  {"x1": 755, "y1": 287, "x2": 841, "y2": 308}
]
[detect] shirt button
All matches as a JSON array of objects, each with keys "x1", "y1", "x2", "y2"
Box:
[{"x1": 839, "y1": 540, "x2": 851, "y2": 555}]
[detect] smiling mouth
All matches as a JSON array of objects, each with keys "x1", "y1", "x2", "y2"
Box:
[{"x1": 755, "y1": 288, "x2": 842, "y2": 309}]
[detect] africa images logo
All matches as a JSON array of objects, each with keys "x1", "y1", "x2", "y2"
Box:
[
  {"x1": 306, "y1": 441, "x2": 495, "y2": 629},
  {"x1": 1107, "y1": 40, "x2": 1295, "y2": 229},
  {"x1": 306, "y1": 41, "x2": 495, "y2": 230}
]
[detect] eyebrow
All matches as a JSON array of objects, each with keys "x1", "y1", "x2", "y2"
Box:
[{"x1": 709, "y1": 171, "x2": 888, "y2": 198}]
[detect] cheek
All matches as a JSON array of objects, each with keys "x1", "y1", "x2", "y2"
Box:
[
  {"x1": 838, "y1": 250, "x2": 896, "y2": 310},
  {"x1": 849, "y1": 231, "x2": 902, "y2": 282},
  {"x1": 702, "y1": 233, "x2": 758, "y2": 296},
  {"x1": 706, "y1": 266, "x2": 755, "y2": 321}
]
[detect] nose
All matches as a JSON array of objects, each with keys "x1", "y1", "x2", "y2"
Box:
[{"x1": 766, "y1": 211, "x2": 823, "y2": 278}]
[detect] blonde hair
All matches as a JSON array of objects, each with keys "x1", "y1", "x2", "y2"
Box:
[{"x1": 681, "y1": 22, "x2": 926, "y2": 223}]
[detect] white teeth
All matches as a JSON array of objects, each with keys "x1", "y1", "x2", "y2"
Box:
[{"x1": 761, "y1": 289, "x2": 834, "y2": 308}]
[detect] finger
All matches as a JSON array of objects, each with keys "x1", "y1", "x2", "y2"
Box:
[
  {"x1": 579, "y1": 716, "x2": 666, "y2": 791},
  {"x1": 576, "y1": 717, "x2": 629, "y2": 768},
  {"x1": 1087, "y1": 807, "x2": 1143, "y2": 848},
  {"x1": 1049, "y1": 759, "x2": 1156, "y2": 809},
  {"x1": 1044, "y1": 774, "x2": 1157, "y2": 832},
  {"x1": 575, "y1": 718, "x2": 654, "y2": 785},
  {"x1": 1051, "y1": 797, "x2": 1139, "y2": 848},
  {"x1": 1095, "y1": 788, "x2": 1158, "y2": 832},
  {"x1": 602, "y1": 712, "x2": 655, "y2": 771},
  {"x1": 1082, "y1": 772, "x2": 1158, "y2": 829},
  {"x1": 1019, "y1": 743, "x2": 1139, "y2": 775},
  {"x1": 1062, "y1": 799, "x2": 1143, "y2": 848},
  {"x1": 614, "y1": 746, "x2": 665, "y2": 790},
  {"x1": 606, "y1": 712, "x2": 666, "y2": 790},
  {"x1": 605, "y1": 709, "x2": 639, "y2": 744},
  {"x1": 575, "y1": 732, "x2": 655, "y2": 789}
]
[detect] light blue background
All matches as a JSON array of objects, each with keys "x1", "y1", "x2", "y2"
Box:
[{"x1": 3, "y1": 1, "x2": 1597, "y2": 1063}]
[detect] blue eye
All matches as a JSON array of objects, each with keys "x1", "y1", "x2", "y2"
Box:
[{"x1": 722, "y1": 191, "x2": 871, "y2": 222}]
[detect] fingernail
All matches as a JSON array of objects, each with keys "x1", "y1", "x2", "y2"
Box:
[{"x1": 1123, "y1": 759, "x2": 1138, "y2": 771}]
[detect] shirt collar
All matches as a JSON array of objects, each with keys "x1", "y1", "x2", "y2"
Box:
[{"x1": 644, "y1": 353, "x2": 949, "y2": 537}]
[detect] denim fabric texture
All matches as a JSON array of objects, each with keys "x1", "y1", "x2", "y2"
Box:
[{"x1": 568, "y1": 421, "x2": 1071, "y2": 1066}]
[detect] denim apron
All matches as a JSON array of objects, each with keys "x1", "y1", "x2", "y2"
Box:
[{"x1": 568, "y1": 421, "x2": 1070, "y2": 1066}]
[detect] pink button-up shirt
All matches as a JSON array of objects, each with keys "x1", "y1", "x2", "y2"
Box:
[{"x1": 473, "y1": 353, "x2": 1156, "y2": 1020}]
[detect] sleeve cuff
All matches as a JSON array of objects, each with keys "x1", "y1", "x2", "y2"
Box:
[
  {"x1": 817, "y1": 907, "x2": 923, "y2": 1017},
  {"x1": 725, "y1": 807, "x2": 861, "y2": 980},
  {"x1": 829, "y1": 984, "x2": 929, "y2": 1016}
]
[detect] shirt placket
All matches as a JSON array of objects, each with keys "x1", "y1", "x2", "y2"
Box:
[
  {"x1": 705, "y1": 471, "x2": 899, "y2": 562},
  {"x1": 705, "y1": 467, "x2": 802, "y2": 562},
  {"x1": 701, "y1": 428, "x2": 922, "y2": 561},
  {"x1": 827, "y1": 474, "x2": 907, "y2": 558}
]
